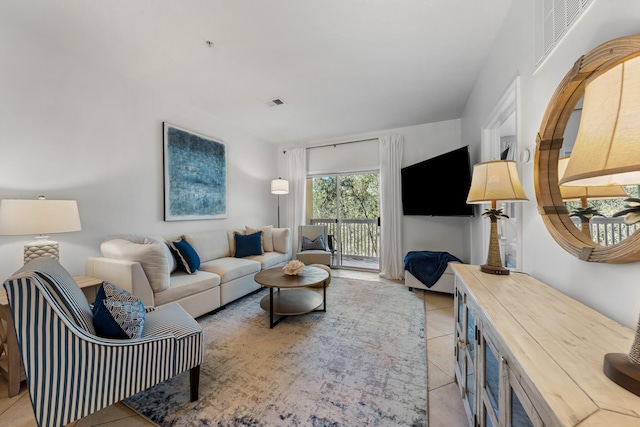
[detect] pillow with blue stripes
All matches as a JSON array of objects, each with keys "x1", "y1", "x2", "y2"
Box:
[{"x1": 93, "y1": 281, "x2": 146, "y2": 339}]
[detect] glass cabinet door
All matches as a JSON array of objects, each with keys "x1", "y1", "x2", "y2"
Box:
[
  {"x1": 454, "y1": 288, "x2": 464, "y2": 380},
  {"x1": 508, "y1": 368, "x2": 543, "y2": 427},
  {"x1": 510, "y1": 388, "x2": 534, "y2": 427},
  {"x1": 454, "y1": 287, "x2": 478, "y2": 426},
  {"x1": 465, "y1": 309, "x2": 476, "y2": 415},
  {"x1": 484, "y1": 338, "x2": 500, "y2": 424}
]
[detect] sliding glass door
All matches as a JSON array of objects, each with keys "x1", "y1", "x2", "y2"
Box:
[{"x1": 307, "y1": 172, "x2": 380, "y2": 270}]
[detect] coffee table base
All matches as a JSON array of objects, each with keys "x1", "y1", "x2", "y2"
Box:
[{"x1": 260, "y1": 288, "x2": 326, "y2": 328}]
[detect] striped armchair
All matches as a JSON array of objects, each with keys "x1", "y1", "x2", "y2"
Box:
[{"x1": 3, "y1": 257, "x2": 203, "y2": 427}]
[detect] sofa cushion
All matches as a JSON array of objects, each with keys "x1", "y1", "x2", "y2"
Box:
[
  {"x1": 244, "y1": 251, "x2": 290, "y2": 270},
  {"x1": 154, "y1": 270, "x2": 221, "y2": 307},
  {"x1": 245, "y1": 225, "x2": 274, "y2": 252},
  {"x1": 199, "y1": 257, "x2": 261, "y2": 284},
  {"x1": 235, "y1": 231, "x2": 263, "y2": 257},
  {"x1": 184, "y1": 230, "x2": 230, "y2": 262},
  {"x1": 297, "y1": 250, "x2": 331, "y2": 266},
  {"x1": 169, "y1": 238, "x2": 201, "y2": 274},
  {"x1": 101, "y1": 236, "x2": 171, "y2": 293},
  {"x1": 93, "y1": 281, "x2": 146, "y2": 339}
]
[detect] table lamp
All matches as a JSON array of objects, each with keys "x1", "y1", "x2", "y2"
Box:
[
  {"x1": 558, "y1": 156, "x2": 629, "y2": 238},
  {"x1": 271, "y1": 178, "x2": 289, "y2": 228},
  {"x1": 466, "y1": 160, "x2": 528, "y2": 275},
  {"x1": 0, "y1": 196, "x2": 81, "y2": 263}
]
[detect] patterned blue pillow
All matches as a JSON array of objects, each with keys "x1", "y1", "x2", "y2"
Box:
[
  {"x1": 169, "y1": 238, "x2": 201, "y2": 274},
  {"x1": 302, "y1": 235, "x2": 326, "y2": 251},
  {"x1": 92, "y1": 281, "x2": 146, "y2": 339},
  {"x1": 235, "y1": 231, "x2": 263, "y2": 257}
]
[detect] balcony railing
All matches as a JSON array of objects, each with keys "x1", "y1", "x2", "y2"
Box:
[
  {"x1": 571, "y1": 216, "x2": 640, "y2": 246},
  {"x1": 310, "y1": 218, "x2": 380, "y2": 262}
]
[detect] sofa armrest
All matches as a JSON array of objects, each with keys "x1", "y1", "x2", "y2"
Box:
[{"x1": 86, "y1": 257, "x2": 155, "y2": 308}]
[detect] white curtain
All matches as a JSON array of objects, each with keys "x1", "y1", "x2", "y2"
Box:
[
  {"x1": 285, "y1": 147, "x2": 306, "y2": 255},
  {"x1": 378, "y1": 135, "x2": 404, "y2": 280}
]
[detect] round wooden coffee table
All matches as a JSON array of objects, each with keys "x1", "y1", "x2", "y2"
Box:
[{"x1": 254, "y1": 265, "x2": 329, "y2": 328}]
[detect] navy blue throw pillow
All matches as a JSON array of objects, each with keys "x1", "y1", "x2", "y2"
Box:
[
  {"x1": 93, "y1": 281, "x2": 145, "y2": 339},
  {"x1": 235, "y1": 231, "x2": 263, "y2": 258},
  {"x1": 170, "y1": 238, "x2": 201, "y2": 274}
]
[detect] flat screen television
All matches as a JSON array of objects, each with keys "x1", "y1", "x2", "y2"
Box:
[{"x1": 401, "y1": 146, "x2": 474, "y2": 217}]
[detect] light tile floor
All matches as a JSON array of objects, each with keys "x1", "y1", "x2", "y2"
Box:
[
  {"x1": 423, "y1": 289, "x2": 468, "y2": 427},
  {"x1": 0, "y1": 269, "x2": 467, "y2": 426}
]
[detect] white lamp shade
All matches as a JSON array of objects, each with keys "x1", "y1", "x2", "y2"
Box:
[
  {"x1": 0, "y1": 199, "x2": 81, "y2": 236},
  {"x1": 271, "y1": 179, "x2": 289, "y2": 195},
  {"x1": 560, "y1": 55, "x2": 640, "y2": 186},
  {"x1": 466, "y1": 160, "x2": 528, "y2": 204},
  {"x1": 558, "y1": 157, "x2": 629, "y2": 200}
]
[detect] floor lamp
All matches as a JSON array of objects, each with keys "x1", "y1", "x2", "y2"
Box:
[
  {"x1": 271, "y1": 178, "x2": 289, "y2": 228},
  {"x1": 558, "y1": 55, "x2": 640, "y2": 396},
  {"x1": 466, "y1": 160, "x2": 528, "y2": 275}
]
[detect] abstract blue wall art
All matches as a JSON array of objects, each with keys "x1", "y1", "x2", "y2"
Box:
[{"x1": 163, "y1": 122, "x2": 227, "y2": 220}]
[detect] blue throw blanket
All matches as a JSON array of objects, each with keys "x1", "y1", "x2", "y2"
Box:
[{"x1": 404, "y1": 251, "x2": 463, "y2": 288}]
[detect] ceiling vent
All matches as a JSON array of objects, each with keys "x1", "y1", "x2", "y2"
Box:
[
  {"x1": 534, "y1": 0, "x2": 594, "y2": 69},
  {"x1": 266, "y1": 98, "x2": 286, "y2": 107}
]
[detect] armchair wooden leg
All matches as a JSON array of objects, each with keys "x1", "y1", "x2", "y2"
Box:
[{"x1": 190, "y1": 365, "x2": 200, "y2": 402}]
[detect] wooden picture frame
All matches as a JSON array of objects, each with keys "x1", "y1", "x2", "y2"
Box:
[{"x1": 163, "y1": 122, "x2": 227, "y2": 221}]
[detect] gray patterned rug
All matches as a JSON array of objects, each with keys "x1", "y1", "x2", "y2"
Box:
[{"x1": 124, "y1": 277, "x2": 427, "y2": 426}]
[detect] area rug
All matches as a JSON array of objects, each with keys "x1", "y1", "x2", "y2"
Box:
[{"x1": 124, "y1": 277, "x2": 427, "y2": 426}]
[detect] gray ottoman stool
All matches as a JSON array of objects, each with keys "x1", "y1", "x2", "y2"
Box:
[{"x1": 308, "y1": 263, "x2": 331, "y2": 288}]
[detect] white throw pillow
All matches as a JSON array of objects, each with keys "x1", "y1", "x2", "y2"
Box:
[
  {"x1": 272, "y1": 228, "x2": 290, "y2": 254},
  {"x1": 100, "y1": 236, "x2": 171, "y2": 293}
]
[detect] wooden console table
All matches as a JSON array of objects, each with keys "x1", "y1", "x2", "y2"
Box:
[
  {"x1": 451, "y1": 263, "x2": 640, "y2": 426},
  {"x1": 0, "y1": 275, "x2": 102, "y2": 397}
]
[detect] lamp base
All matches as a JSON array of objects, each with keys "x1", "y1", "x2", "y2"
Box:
[
  {"x1": 480, "y1": 264, "x2": 510, "y2": 275},
  {"x1": 24, "y1": 239, "x2": 59, "y2": 264},
  {"x1": 603, "y1": 353, "x2": 640, "y2": 397}
]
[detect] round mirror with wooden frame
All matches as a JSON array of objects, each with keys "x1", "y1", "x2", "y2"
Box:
[{"x1": 535, "y1": 33, "x2": 640, "y2": 263}]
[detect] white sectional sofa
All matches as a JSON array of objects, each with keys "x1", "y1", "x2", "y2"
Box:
[{"x1": 86, "y1": 227, "x2": 291, "y2": 318}]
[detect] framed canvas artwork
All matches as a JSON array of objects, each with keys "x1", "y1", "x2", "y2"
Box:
[{"x1": 163, "y1": 122, "x2": 227, "y2": 220}]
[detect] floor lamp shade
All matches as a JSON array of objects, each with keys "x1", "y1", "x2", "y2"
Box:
[
  {"x1": 466, "y1": 160, "x2": 528, "y2": 275},
  {"x1": 271, "y1": 179, "x2": 289, "y2": 195},
  {"x1": 0, "y1": 197, "x2": 81, "y2": 263},
  {"x1": 271, "y1": 178, "x2": 289, "y2": 228},
  {"x1": 560, "y1": 55, "x2": 640, "y2": 187}
]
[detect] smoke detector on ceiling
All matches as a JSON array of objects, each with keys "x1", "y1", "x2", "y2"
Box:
[{"x1": 265, "y1": 98, "x2": 286, "y2": 107}]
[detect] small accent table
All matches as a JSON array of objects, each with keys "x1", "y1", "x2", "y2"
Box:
[
  {"x1": 0, "y1": 275, "x2": 103, "y2": 397},
  {"x1": 254, "y1": 266, "x2": 329, "y2": 329}
]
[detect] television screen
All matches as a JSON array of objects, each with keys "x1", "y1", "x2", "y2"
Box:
[{"x1": 401, "y1": 146, "x2": 474, "y2": 216}]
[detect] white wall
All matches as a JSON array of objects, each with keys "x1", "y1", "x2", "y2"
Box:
[
  {"x1": 461, "y1": 0, "x2": 640, "y2": 328},
  {"x1": 0, "y1": 19, "x2": 278, "y2": 282},
  {"x1": 280, "y1": 118, "x2": 472, "y2": 264}
]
